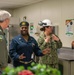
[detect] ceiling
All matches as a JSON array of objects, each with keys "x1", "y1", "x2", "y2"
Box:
[{"x1": 0, "y1": 0, "x2": 44, "y2": 9}]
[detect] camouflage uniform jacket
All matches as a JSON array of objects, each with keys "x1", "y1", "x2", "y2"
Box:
[{"x1": 37, "y1": 32, "x2": 62, "y2": 65}]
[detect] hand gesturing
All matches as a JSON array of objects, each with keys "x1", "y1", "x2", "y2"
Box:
[
  {"x1": 42, "y1": 48, "x2": 50, "y2": 55},
  {"x1": 19, "y1": 53, "x2": 26, "y2": 60}
]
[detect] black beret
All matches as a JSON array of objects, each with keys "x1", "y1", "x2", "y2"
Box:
[{"x1": 20, "y1": 21, "x2": 29, "y2": 27}]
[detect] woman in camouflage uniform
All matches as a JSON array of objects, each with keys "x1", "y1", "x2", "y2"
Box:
[{"x1": 37, "y1": 19, "x2": 62, "y2": 69}]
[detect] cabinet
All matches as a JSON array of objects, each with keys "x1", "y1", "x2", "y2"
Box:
[{"x1": 58, "y1": 47, "x2": 74, "y2": 75}]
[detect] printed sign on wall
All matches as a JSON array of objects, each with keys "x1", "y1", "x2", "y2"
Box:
[
  {"x1": 30, "y1": 23, "x2": 34, "y2": 34},
  {"x1": 65, "y1": 19, "x2": 74, "y2": 36}
]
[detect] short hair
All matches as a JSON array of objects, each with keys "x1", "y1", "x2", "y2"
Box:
[{"x1": 0, "y1": 10, "x2": 11, "y2": 22}]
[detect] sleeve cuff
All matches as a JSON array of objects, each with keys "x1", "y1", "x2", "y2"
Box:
[{"x1": 13, "y1": 55, "x2": 19, "y2": 60}]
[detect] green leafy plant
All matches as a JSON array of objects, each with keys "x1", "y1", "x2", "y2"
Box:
[
  {"x1": 28, "y1": 63, "x2": 61, "y2": 75},
  {"x1": 2, "y1": 63, "x2": 61, "y2": 75},
  {"x1": 2, "y1": 66, "x2": 24, "y2": 75}
]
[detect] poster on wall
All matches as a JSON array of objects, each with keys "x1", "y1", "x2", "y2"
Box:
[
  {"x1": 65, "y1": 19, "x2": 74, "y2": 36},
  {"x1": 30, "y1": 22, "x2": 34, "y2": 34}
]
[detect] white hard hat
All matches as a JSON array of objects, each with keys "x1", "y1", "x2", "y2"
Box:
[{"x1": 42, "y1": 19, "x2": 52, "y2": 26}]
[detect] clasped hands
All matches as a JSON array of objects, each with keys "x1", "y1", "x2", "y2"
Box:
[{"x1": 45, "y1": 34, "x2": 59, "y2": 43}]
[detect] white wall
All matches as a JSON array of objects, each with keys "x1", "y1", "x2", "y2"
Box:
[
  {"x1": 12, "y1": 0, "x2": 74, "y2": 47},
  {"x1": 1, "y1": 9, "x2": 13, "y2": 16}
]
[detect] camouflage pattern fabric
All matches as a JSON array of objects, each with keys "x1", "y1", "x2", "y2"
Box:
[{"x1": 37, "y1": 32, "x2": 62, "y2": 69}]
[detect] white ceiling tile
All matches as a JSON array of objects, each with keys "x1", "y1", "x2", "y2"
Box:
[{"x1": 0, "y1": 0, "x2": 45, "y2": 9}]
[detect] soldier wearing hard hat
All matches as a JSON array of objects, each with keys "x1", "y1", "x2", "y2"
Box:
[{"x1": 37, "y1": 19, "x2": 62, "y2": 69}]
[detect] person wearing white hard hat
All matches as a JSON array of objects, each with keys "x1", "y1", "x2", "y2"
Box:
[
  {"x1": 0, "y1": 10, "x2": 11, "y2": 73},
  {"x1": 37, "y1": 19, "x2": 62, "y2": 69}
]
